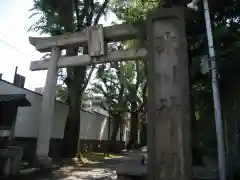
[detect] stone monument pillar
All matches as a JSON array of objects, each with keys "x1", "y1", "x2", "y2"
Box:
[{"x1": 147, "y1": 7, "x2": 191, "y2": 180}]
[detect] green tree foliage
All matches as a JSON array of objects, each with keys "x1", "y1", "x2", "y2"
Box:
[
  {"x1": 122, "y1": 60, "x2": 146, "y2": 148},
  {"x1": 56, "y1": 86, "x2": 68, "y2": 103},
  {"x1": 185, "y1": 0, "x2": 240, "y2": 159},
  {"x1": 91, "y1": 61, "x2": 128, "y2": 152},
  {"x1": 29, "y1": 0, "x2": 109, "y2": 158},
  {"x1": 112, "y1": 0, "x2": 240, "y2": 165},
  {"x1": 111, "y1": 0, "x2": 158, "y2": 22},
  {"x1": 92, "y1": 58, "x2": 146, "y2": 149}
]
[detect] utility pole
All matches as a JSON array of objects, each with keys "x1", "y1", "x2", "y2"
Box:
[
  {"x1": 187, "y1": 0, "x2": 226, "y2": 179},
  {"x1": 203, "y1": 0, "x2": 226, "y2": 179}
]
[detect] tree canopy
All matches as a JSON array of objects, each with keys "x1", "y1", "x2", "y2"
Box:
[{"x1": 30, "y1": 0, "x2": 240, "y2": 159}]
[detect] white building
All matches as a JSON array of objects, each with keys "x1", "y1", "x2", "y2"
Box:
[
  {"x1": 81, "y1": 92, "x2": 93, "y2": 111},
  {"x1": 36, "y1": 87, "x2": 106, "y2": 114},
  {"x1": 0, "y1": 79, "x2": 128, "y2": 160},
  {"x1": 34, "y1": 87, "x2": 44, "y2": 94}
]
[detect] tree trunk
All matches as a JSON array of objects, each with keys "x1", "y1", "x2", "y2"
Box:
[
  {"x1": 127, "y1": 103, "x2": 139, "y2": 149},
  {"x1": 119, "y1": 121, "x2": 125, "y2": 150},
  {"x1": 190, "y1": 87, "x2": 203, "y2": 165},
  {"x1": 61, "y1": 46, "x2": 87, "y2": 158},
  {"x1": 53, "y1": 0, "x2": 108, "y2": 160},
  {"x1": 140, "y1": 115, "x2": 147, "y2": 146},
  {"x1": 141, "y1": 80, "x2": 148, "y2": 147},
  {"x1": 56, "y1": 0, "x2": 83, "y2": 159},
  {"x1": 108, "y1": 115, "x2": 121, "y2": 153},
  {"x1": 187, "y1": 46, "x2": 203, "y2": 165},
  {"x1": 104, "y1": 117, "x2": 111, "y2": 156},
  {"x1": 62, "y1": 83, "x2": 81, "y2": 158},
  {"x1": 120, "y1": 121, "x2": 123, "y2": 142}
]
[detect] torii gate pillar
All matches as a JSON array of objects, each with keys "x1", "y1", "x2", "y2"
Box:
[
  {"x1": 36, "y1": 47, "x2": 60, "y2": 166},
  {"x1": 147, "y1": 7, "x2": 191, "y2": 180}
]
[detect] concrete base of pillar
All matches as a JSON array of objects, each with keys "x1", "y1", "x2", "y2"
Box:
[{"x1": 35, "y1": 156, "x2": 52, "y2": 169}]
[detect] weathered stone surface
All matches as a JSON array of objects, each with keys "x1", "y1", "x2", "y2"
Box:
[
  {"x1": 30, "y1": 48, "x2": 147, "y2": 71},
  {"x1": 192, "y1": 166, "x2": 218, "y2": 180},
  {"x1": 117, "y1": 176, "x2": 132, "y2": 180},
  {"x1": 35, "y1": 156, "x2": 52, "y2": 169},
  {"x1": 116, "y1": 151, "x2": 147, "y2": 179},
  {"x1": 119, "y1": 151, "x2": 217, "y2": 180},
  {"x1": 116, "y1": 163, "x2": 147, "y2": 176},
  {"x1": 147, "y1": 7, "x2": 191, "y2": 180},
  {"x1": 29, "y1": 23, "x2": 140, "y2": 52},
  {"x1": 87, "y1": 25, "x2": 105, "y2": 57},
  {"x1": 36, "y1": 47, "x2": 61, "y2": 166}
]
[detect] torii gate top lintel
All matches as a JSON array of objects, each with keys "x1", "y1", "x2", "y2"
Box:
[
  {"x1": 28, "y1": 7, "x2": 185, "y2": 71},
  {"x1": 29, "y1": 23, "x2": 139, "y2": 53},
  {"x1": 29, "y1": 7, "x2": 183, "y2": 53}
]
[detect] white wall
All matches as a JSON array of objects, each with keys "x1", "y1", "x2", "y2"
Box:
[
  {"x1": 0, "y1": 80, "x2": 127, "y2": 141},
  {"x1": 80, "y1": 111, "x2": 108, "y2": 140}
]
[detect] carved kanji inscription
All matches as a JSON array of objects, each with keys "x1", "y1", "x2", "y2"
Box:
[{"x1": 147, "y1": 10, "x2": 190, "y2": 180}]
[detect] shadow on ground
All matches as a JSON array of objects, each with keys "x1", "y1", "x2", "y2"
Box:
[{"x1": 10, "y1": 153, "x2": 124, "y2": 180}]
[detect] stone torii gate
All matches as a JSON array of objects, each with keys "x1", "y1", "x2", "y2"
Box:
[{"x1": 29, "y1": 7, "x2": 191, "y2": 180}]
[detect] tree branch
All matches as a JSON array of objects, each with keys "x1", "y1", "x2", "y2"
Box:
[
  {"x1": 81, "y1": 65, "x2": 95, "y2": 92},
  {"x1": 113, "y1": 62, "x2": 125, "y2": 91},
  {"x1": 142, "y1": 81, "x2": 147, "y2": 111},
  {"x1": 101, "y1": 100, "x2": 110, "y2": 112},
  {"x1": 74, "y1": 0, "x2": 82, "y2": 31},
  {"x1": 86, "y1": 0, "x2": 94, "y2": 26},
  {"x1": 78, "y1": 0, "x2": 89, "y2": 28},
  {"x1": 93, "y1": 0, "x2": 109, "y2": 25}
]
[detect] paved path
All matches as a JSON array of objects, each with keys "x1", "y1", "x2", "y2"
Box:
[{"x1": 10, "y1": 157, "x2": 124, "y2": 180}]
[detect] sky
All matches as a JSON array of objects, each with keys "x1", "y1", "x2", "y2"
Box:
[{"x1": 0, "y1": 0, "x2": 119, "y2": 91}]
